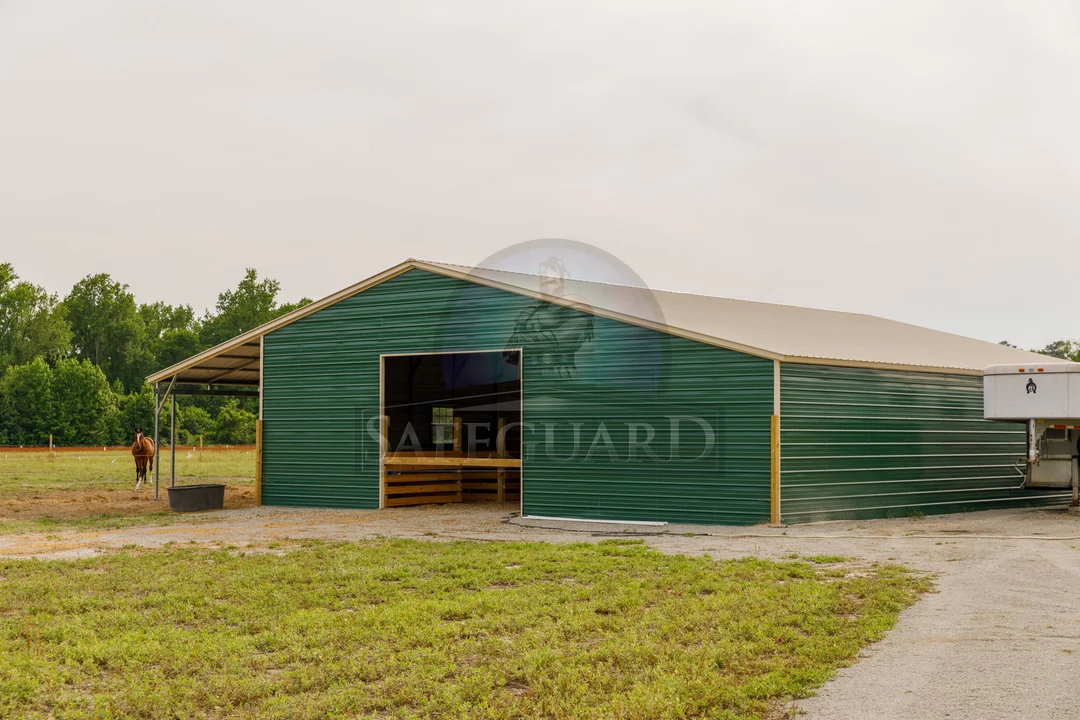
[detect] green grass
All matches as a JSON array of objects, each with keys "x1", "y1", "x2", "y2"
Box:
[
  {"x1": 0, "y1": 449, "x2": 254, "y2": 494},
  {"x1": 0, "y1": 449, "x2": 255, "y2": 535},
  {"x1": 0, "y1": 539, "x2": 929, "y2": 719}
]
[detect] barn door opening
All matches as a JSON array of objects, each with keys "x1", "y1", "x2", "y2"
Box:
[{"x1": 381, "y1": 350, "x2": 521, "y2": 508}]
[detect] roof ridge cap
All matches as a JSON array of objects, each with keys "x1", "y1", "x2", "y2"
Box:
[{"x1": 419, "y1": 259, "x2": 876, "y2": 318}]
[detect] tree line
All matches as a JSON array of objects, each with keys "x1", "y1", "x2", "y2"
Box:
[
  {"x1": 2, "y1": 261, "x2": 1077, "y2": 447},
  {"x1": 999, "y1": 339, "x2": 1080, "y2": 361},
  {"x1": 0, "y1": 264, "x2": 309, "y2": 447}
]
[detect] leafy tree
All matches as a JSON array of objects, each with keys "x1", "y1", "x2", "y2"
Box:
[
  {"x1": 137, "y1": 301, "x2": 202, "y2": 377},
  {"x1": 212, "y1": 400, "x2": 256, "y2": 444},
  {"x1": 0, "y1": 357, "x2": 55, "y2": 445},
  {"x1": 180, "y1": 406, "x2": 213, "y2": 444},
  {"x1": 118, "y1": 384, "x2": 157, "y2": 445},
  {"x1": 200, "y1": 269, "x2": 278, "y2": 347},
  {"x1": 139, "y1": 301, "x2": 195, "y2": 338},
  {"x1": 199, "y1": 268, "x2": 311, "y2": 347},
  {"x1": 0, "y1": 263, "x2": 71, "y2": 369},
  {"x1": 277, "y1": 297, "x2": 313, "y2": 316},
  {"x1": 154, "y1": 329, "x2": 203, "y2": 371},
  {"x1": 1037, "y1": 340, "x2": 1080, "y2": 361},
  {"x1": 0, "y1": 266, "x2": 308, "y2": 446},
  {"x1": 63, "y1": 274, "x2": 145, "y2": 390},
  {"x1": 51, "y1": 358, "x2": 118, "y2": 445}
]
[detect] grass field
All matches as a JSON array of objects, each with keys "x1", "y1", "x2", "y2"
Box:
[
  {"x1": 0, "y1": 538, "x2": 928, "y2": 720},
  {"x1": 0, "y1": 449, "x2": 255, "y2": 534},
  {"x1": 0, "y1": 448, "x2": 255, "y2": 493}
]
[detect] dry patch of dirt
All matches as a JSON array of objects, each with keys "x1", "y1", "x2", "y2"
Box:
[{"x1": 0, "y1": 484, "x2": 256, "y2": 520}]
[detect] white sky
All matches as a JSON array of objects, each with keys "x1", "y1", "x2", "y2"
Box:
[{"x1": 1, "y1": 0, "x2": 1077, "y2": 349}]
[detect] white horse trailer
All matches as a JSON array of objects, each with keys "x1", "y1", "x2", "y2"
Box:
[{"x1": 984, "y1": 362, "x2": 1080, "y2": 510}]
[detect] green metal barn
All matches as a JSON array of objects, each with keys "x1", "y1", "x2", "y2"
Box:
[{"x1": 148, "y1": 259, "x2": 1068, "y2": 525}]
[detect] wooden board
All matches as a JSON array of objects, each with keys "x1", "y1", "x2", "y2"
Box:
[
  {"x1": 385, "y1": 483, "x2": 463, "y2": 495},
  {"x1": 381, "y1": 445, "x2": 519, "y2": 507},
  {"x1": 384, "y1": 493, "x2": 462, "y2": 507},
  {"x1": 385, "y1": 472, "x2": 463, "y2": 482}
]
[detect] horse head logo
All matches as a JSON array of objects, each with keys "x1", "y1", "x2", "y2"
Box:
[{"x1": 1026, "y1": 378, "x2": 1037, "y2": 394}]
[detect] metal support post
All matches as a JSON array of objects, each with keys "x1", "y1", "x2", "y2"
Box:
[
  {"x1": 153, "y1": 384, "x2": 160, "y2": 501},
  {"x1": 153, "y1": 376, "x2": 177, "y2": 500},
  {"x1": 170, "y1": 394, "x2": 176, "y2": 488}
]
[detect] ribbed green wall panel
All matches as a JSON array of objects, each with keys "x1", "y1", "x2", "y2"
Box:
[
  {"x1": 262, "y1": 269, "x2": 774, "y2": 524},
  {"x1": 779, "y1": 364, "x2": 1070, "y2": 522}
]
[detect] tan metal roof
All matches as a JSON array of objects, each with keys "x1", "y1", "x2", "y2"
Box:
[
  {"x1": 154, "y1": 340, "x2": 262, "y2": 386},
  {"x1": 148, "y1": 259, "x2": 1050, "y2": 385}
]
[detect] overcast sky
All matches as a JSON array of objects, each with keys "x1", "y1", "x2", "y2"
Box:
[{"x1": 1, "y1": 1, "x2": 1077, "y2": 349}]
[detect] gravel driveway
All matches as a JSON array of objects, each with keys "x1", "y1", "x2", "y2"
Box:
[{"x1": 1, "y1": 503, "x2": 1078, "y2": 719}]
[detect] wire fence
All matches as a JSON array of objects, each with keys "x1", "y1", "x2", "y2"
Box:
[{"x1": 0, "y1": 444, "x2": 256, "y2": 454}]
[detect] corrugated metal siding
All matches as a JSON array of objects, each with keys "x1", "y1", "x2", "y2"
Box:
[
  {"x1": 262, "y1": 269, "x2": 774, "y2": 524},
  {"x1": 780, "y1": 364, "x2": 1070, "y2": 522},
  {"x1": 524, "y1": 328, "x2": 773, "y2": 525}
]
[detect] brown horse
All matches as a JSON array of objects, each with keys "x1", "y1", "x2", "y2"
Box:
[{"x1": 131, "y1": 428, "x2": 155, "y2": 490}]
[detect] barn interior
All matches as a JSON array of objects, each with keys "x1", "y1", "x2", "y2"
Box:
[{"x1": 381, "y1": 350, "x2": 521, "y2": 507}]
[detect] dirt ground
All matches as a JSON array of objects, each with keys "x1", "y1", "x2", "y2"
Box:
[
  {"x1": 1, "y1": 503, "x2": 1078, "y2": 719},
  {"x1": 0, "y1": 483, "x2": 256, "y2": 521}
]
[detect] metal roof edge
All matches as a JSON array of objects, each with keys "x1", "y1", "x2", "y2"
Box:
[
  {"x1": 409, "y1": 261, "x2": 786, "y2": 362},
  {"x1": 146, "y1": 260, "x2": 419, "y2": 384},
  {"x1": 778, "y1": 355, "x2": 985, "y2": 376},
  {"x1": 147, "y1": 258, "x2": 1042, "y2": 384},
  {"x1": 417, "y1": 263, "x2": 1039, "y2": 374},
  {"x1": 413, "y1": 263, "x2": 1016, "y2": 373},
  {"x1": 420, "y1": 259, "x2": 881, "y2": 318}
]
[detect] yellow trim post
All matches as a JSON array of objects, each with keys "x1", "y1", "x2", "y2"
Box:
[
  {"x1": 255, "y1": 419, "x2": 263, "y2": 506},
  {"x1": 380, "y1": 415, "x2": 389, "y2": 509},
  {"x1": 770, "y1": 415, "x2": 781, "y2": 525},
  {"x1": 496, "y1": 417, "x2": 506, "y2": 503}
]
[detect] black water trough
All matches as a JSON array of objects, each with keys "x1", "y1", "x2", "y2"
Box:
[{"x1": 167, "y1": 484, "x2": 226, "y2": 513}]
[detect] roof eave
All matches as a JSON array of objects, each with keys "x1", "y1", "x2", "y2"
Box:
[
  {"x1": 145, "y1": 260, "x2": 420, "y2": 384},
  {"x1": 776, "y1": 355, "x2": 986, "y2": 376},
  {"x1": 146, "y1": 258, "x2": 1027, "y2": 384}
]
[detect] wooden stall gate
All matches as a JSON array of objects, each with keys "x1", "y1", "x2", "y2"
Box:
[{"x1": 382, "y1": 417, "x2": 521, "y2": 507}]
